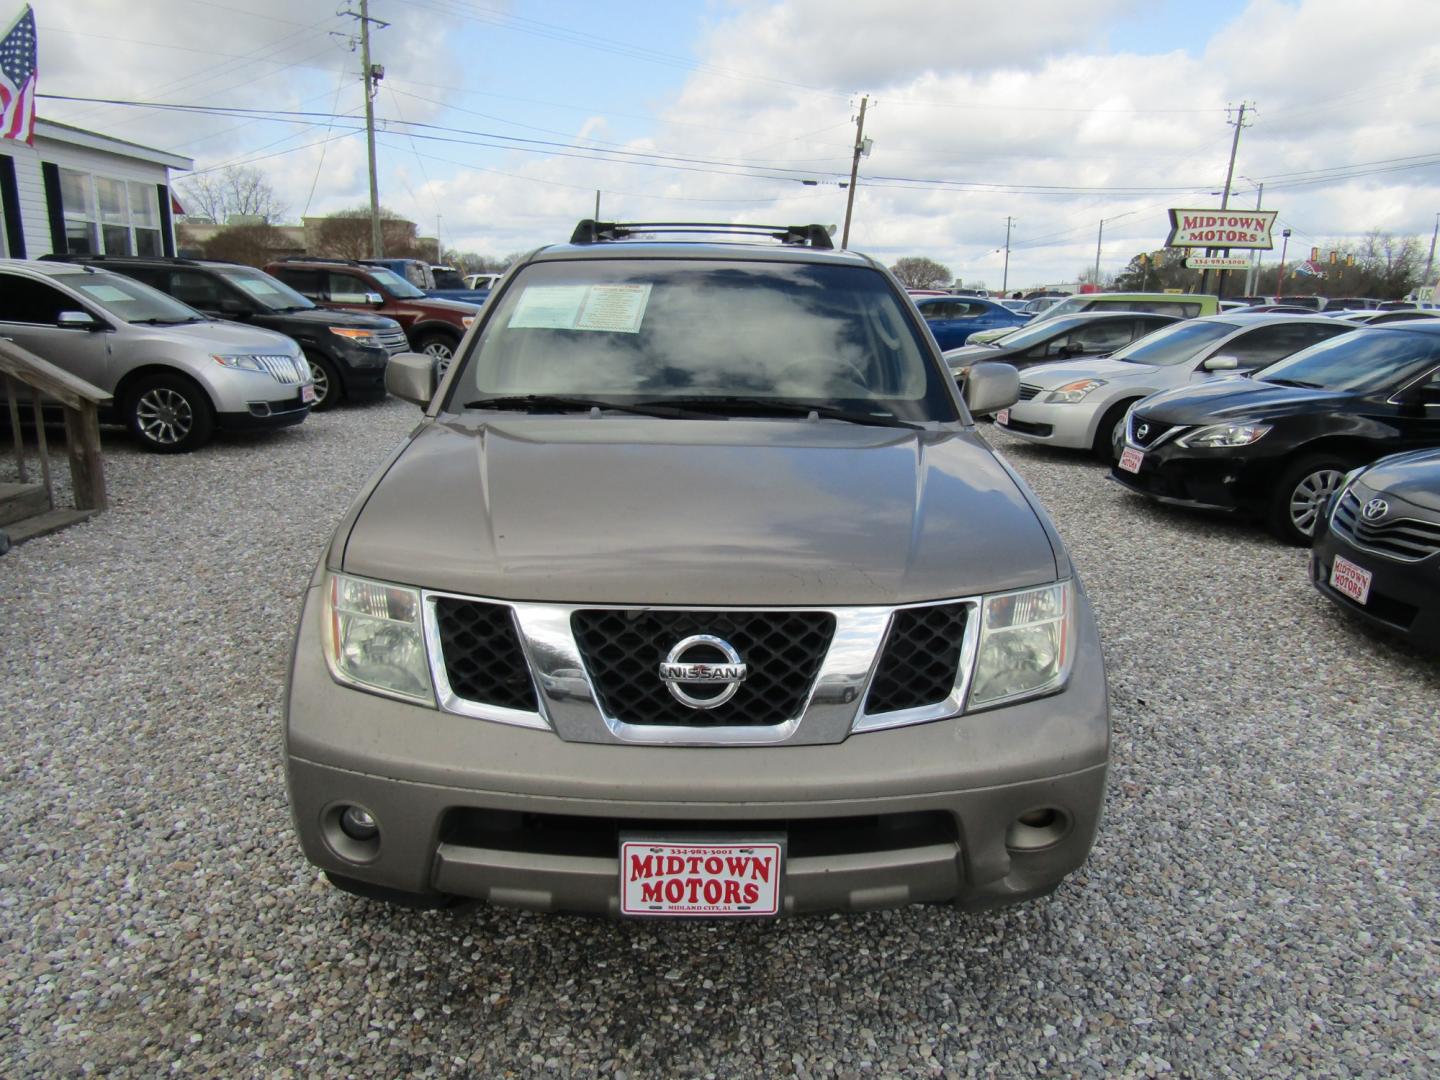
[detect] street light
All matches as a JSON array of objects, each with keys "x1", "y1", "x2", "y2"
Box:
[{"x1": 1277, "y1": 227, "x2": 1292, "y2": 292}]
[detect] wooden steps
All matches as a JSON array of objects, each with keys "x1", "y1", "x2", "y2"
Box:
[{"x1": 2, "y1": 507, "x2": 97, "y2": 547}]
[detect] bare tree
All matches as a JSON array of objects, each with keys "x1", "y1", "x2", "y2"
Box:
[
  {"x1": 312, "y1": 207, "x2": 426, "y2": 260},
  {"x1": 889, "y1": 256, "x2": 953, "y2": 289},
  {"x1": 177, "y1": 166, "x2": 288, "y2": 224}
]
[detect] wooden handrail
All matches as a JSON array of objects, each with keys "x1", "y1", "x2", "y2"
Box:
[{"x1": 0, "y1": 337, "x2": 111, "y2": 515}]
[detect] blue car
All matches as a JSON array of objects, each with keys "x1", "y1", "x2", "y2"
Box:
[{"x1": 914, "y1": 295, "x2": 1031, "y2": 350}]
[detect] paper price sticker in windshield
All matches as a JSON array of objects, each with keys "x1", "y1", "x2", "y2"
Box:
[
  {"x1": 509, "y1": 284, "x2": 651, "y2": 334},
  {"x1": 77, "y1": 284, "x2": 132, "y2": 302}
]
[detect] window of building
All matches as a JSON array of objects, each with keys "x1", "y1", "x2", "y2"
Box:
[{"x1": 57, "y1": 168, "x2": 163, "y2": 256}]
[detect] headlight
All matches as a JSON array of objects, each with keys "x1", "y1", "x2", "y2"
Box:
[
  {"x1": 1045, "y1": 379, "x2": 1106, "y2": 403},
  {"x1": 969, "y1": 581, "x2": 1073, "y2": 709},
  {"x1": 329, "y1": 327, "x2": 381, "y2": 344},
  {"x1": 211, "y1": 353, "x2": 267, "y2": 372},
  {"x1": 321, "y1": 573, "x2": 433, "y2": 703},
  {"x1": 1176, "y1": 423, "x2": 1272, "y2": 448}
]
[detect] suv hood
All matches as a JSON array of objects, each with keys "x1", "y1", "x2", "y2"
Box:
[
  {"x1": 1023, "y1": 357, "x2": 1157, "y2": 387},
  {"x1": 407, "y1": 295, "x2": 481, "y2": 315},
  {"x1": 1358, "y1": 449, "x2": 1440, "y2": 514},
  {"x1": 148, "y1": 319, "x2": 299, "y2": 353},
  {"x1": 271, "y1": 307, "x2": 398, "y2": 330},
  {"x1": 341, "y1": 418, "x2": 1060, "y2": 606},
  {"x1": 1135, "y1": 378, "x2": 1347, "y2": 424}
]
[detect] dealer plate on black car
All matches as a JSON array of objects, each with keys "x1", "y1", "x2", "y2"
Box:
[
  {"x1": 1330, "y1": 554, "x2": 1373, "y2": 605},
  {"x1": 620, "y1": 837, "x2": 783, "y2": 917},
  {"x1": 1118, "y1": 447, "x2": 1144, "y2": 474}
]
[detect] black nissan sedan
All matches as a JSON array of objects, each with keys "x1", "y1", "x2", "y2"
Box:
[
  {"x1": 1310, "y1": 448, "x2": 1440, "y2": 650},
  {"x1": 1109, "y1": 320, "x2": 1440, "y2": 544}
]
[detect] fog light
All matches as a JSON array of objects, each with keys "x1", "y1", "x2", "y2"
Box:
[
  {"x1": 340, "y1": 805, "x2": 379, "y2": 841},
  {"x1": 1006, "y1": 806, "x2": 1070, "y2": 851},
  {"x1": 1017, "y1": 808, "x2": 1057, "y2": 828}
]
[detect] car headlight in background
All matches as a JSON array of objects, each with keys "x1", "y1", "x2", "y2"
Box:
[
  {"x1": 1045, "y1": 379, "x2": 1106, "y2": 404},
  {"x1": 329, "y1": 327, "x2": 382, "y2": 345},
  {"x1": 1176, "y1": 423, "x2": 1272, "y2": 448},
  {"x1": 969, "y1": 581, "x2": 1073, "y2": 709},
  {"x1": 210, "y1": 353, "x2": 268, "y2": 371},
  {"x1": 322, "y1": 573, "x2": 433, "y2": 703}
]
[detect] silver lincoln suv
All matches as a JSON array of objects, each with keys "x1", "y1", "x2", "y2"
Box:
[
  {"x1": 285, "y1": 221, "x2": 1110, "y2": 917},
  {"x1": 0, "y1": 260, "x2": 313, "y2": 452}
]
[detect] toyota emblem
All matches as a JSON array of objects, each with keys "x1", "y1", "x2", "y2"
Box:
[
  {"x1": 1361, "y1": 498, "x2": 1389, "y2": 522},
  {"x1": 658, "y1": 635, "x2": 747, "y2": 709}
]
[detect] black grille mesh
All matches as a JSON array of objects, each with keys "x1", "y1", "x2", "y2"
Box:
[
  {"x1": 433, "y1": 598, "x2": 538, "y2": 711},
  {"x1": 571, "y1": 610, "x2": 835, "y2": 727},
  {"x1": 864, "y1": 604, "x2": 969, "y2": 714}
]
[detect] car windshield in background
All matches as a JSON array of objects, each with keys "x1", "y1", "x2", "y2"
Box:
[
  {"x1": 216, "y1": 267, "x2": 316, "y2": 312},
  {"x1": 981, "y1": 314, "x2": 1094, "y2": 350},
  {"x1": 451, "y1": 259, "x2": 957, "y2": 423},
  {"x1": 1258, "y1": 328, "x2": 1440, "y2": 393},
  {"x1": 1109, "y1": 320, "x2": 1234, "y2": 366},
  {"x1": 366, "y1": 266, "x2": 427, "y2": 298},
  {"x1": 60, "y1": 270, "x2": 204, "y2": 324}
]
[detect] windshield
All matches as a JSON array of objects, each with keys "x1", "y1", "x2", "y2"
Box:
[
  {"x1": 1259, "y1": 328, "x2": 1440, "y2": 393},
  {"x1": 216, "y1": 267, "x2": 315, "y2": 312},
  {"x1": 982, "y1": 314, "x2": 1095, "y2": 351},
  {"x1": 1108, "y1": 320, "x2": 1234, "y2": 366},
  {"x1": 450, "y1": 259, "x2": 957, "y2": 423},
  {"x1": 57, "y1": 270, "x2": 203, "y2": 323},
  {"x1": 367, "y1": 266, "x2": 427, "y2": 299}
]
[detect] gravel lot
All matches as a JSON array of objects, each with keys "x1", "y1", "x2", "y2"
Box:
[{"x1": 3, "y1": 402, "x2": 1438, "y2": 1078}]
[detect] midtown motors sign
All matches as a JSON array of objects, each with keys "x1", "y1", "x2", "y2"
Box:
[{"x1": 1166, "y1": 209, "x2": 1278, "y2": 250}]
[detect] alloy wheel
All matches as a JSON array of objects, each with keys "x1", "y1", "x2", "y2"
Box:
[
  {"x1": 1288, "y1": 467, "x2": 1344, "y2": 537},
  {"x1": 135, "y1": 387, "x2": 194, "y2": 446},
  {"x1": 307, "y1": 358, "x2": 331, "y2": 406}
]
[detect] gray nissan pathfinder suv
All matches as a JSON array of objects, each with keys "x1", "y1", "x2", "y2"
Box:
[{"x1": 285, "y1": 221, "x2": 1110, "y2": 917}]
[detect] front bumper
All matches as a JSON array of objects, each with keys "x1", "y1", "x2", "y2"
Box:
[
  {"x1": 1108, "y1": 439, "x2": 1275, "y2": 514},
  {"x1": 997, "y1": 398, "x2": 1101, "y2": 450},
  {"x1": 1311, "y1": 526, "x2": 1440, "y2": 651},
  {"x1": 334, "y1": 343, "x2": 391, "y2": 400},
  {"x1": 284, "y1": 584, "x2": 1110, "y2": 915},
  {"x1": 217, "y1": 395, "x2": 311, "y2": 432}
]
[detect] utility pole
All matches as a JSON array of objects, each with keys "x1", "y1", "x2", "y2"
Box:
[
  {"x1": 841, "y1": 95, "x2": 869, "y2": 250},
  {"x1": 594, "y1": 190, "x2": 600, "y2": 220},
  {"x1": 1424, "y1": 211, "x2": 1439, "y2": 285},
  {"x1": 1244, "y1": 182, "x2": 1264, "y2": 296},
  {"x1": 346, "y1": 0, "x2": 389, "y2": 259},
  {"x1": 1203, "y1": 101, "x2": 1254, "y2": 299},
  {"x1": 436, "y1": 214, "x2": 442, "y2": 264},
  {"x1": 1094, "y1": 218, "x2": 1104, "y2": 286},
  {"x1": 1002, "y1": 216, "x2": 1013, "y2": 294}
]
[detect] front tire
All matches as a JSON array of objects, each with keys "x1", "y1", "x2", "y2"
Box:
[
  {"x1": 414, "y1": 332, "x2": 459, "y2": 379},
  {"x1": 1267, "y1": 455, "x2": 1348, "y2": 545},
  {"x1": 1092, "y1": 400, "x2": 1136, "y2": 461},
  {"x1": 126, "y1": 372, "x2": 215, "y2": 454},
  {"x1": 304, "y1": 352, "x2": 342, "y2": 411}
]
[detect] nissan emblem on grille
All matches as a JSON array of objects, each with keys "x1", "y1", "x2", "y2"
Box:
[
  {"x1": 1136, "y1": 423, "x2": 1150, "y2": 440},
  {"x1": 1362, "y1": 498, "x2": 1389, "y2": 521},
  {"x1": 658, "y1": 635, "x2": 747, "y2": 709}
]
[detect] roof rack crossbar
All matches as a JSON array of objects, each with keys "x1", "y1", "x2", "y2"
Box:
[{"x1": 570, "y1": 220, "x2": 834, "y2": 249}]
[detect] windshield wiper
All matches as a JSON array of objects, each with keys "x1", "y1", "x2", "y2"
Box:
[
  {"x1": 129, "y1": 316, "x2": 202, "y2": 325},
  {"x1": 463, "y1": 395, "x2": 710, "y2": 419},
  {"x1": 1263, "y1": 378, "x2": 1324, "y2": 389},
  {"x1": 646, "y1": 396, "x2": 923, "y2": 430}
]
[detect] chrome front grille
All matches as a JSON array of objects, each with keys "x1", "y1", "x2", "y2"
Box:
[
  {"x1": 376, "y1": 327, "x2": 409, "y2": 355},
  {"x1": 256, "y1": 354, "x2": 307, "y2": 384},
  {"x1": 1018, "y1": 383, "x2": 1042, "y2": 401},
  {"x1": 1330, "y1": 490, "x2": 1440, "y2": 561}
]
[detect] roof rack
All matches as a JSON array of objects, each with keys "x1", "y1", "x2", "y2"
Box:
[
  {"x1": 39, "y1": 253, "x2": 216, "y2": 267},
  {"x1": 276, "y1": 255, "x2": 366, "y2": 266},
  {"x1": 570, "y1": 220, "x2": 835, "y2": 250}
]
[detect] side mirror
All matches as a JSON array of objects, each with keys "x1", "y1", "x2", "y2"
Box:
[
  {"x1": 1203, "y1": 354, "x2": 1240, "y2": 371},
  {"x1": 1058, "y1": 342, "x2": 1084, "y2": 357},
  {"x1": 366, "y1": 292, "x2": 384, "y2": 307},
  {"x1": 217, "y1": 298, "x2": 250, "y2": 317},
  {"x1": 963, "y1": 361, "x2": 1020, "y2": 416},
  {"x1": 384, "y1": 352, "x2": 435, "y2": 408},
  {"x1": 57, "y1": 310, "x2": 101, "y2": 331}
]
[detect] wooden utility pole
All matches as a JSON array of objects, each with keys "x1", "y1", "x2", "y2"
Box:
[
  {"x1": 351, "y1": 0, "x2": 388, "y2": 259},
  {"x1": 841, "y1": 95, "x2": 868, "y2": 250}
]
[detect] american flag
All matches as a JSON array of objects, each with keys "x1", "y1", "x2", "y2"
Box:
[{"x1": 0, "y1": 4, "x2": 37, "y2": 145}]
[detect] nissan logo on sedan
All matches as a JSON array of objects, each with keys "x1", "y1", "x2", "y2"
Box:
[
  {"x1": 1136, "y1": 423, "x2": 1150, "y2": 440},
  {"x1": 1362, "y1": 498, "x2": 1389, "y2": 521},
  {"x1": 659, "y1": 635, "x2": 747, "y2": 709}
]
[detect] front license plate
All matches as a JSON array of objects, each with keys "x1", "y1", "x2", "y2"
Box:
[
  {"x1": 995, "y1": 408, "x2": 1010, "y2": 426},
  {"x1": 301, "y1": 384, "x2": 318, "y2": 404},
  {"x1": 1330, "y1": 555, "x2": 1373, "y2": 605},
  {"x1": 620, "y1": 838, "x2": 783, "y2": 917},
  {"x1": 1118, "y1": 446, "x2": 1144, "y2": 474}
]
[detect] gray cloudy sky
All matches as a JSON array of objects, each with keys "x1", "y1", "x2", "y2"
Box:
[{"x1": 30, "y1": 0, "x2": 1440, "y2": 286}]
